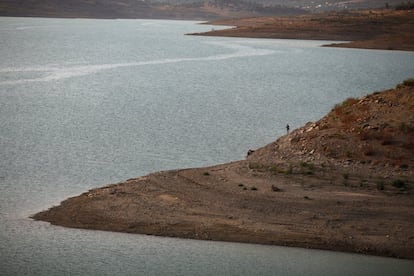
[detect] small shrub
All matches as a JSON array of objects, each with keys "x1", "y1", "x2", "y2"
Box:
[
  {"x1": 299, "y1": 162, "x2": 315, "y2": 175},
  {"x1": 343, "y1": 174, "x2": 349, "y2": 186},
  {"x1": 328, "y1": 133, "x2": 345, "y2": 139},
  {"x1": 249, "y1": 162, "x2": 264, "y2": 170},
  {"x1": 326, "y1": 147, "x2": 339, "y2": 158},
  {"x1": 333, "y1": 104, "x2": 343, "y2": 117},
  {"x1": 376, "y1": 181, "x2": 385, "y2": 190},
  {"x1": 304, "y1": 196, "x2": 311, "y2": 200},
  {"x1": 400, "y1": 164, "x2": 409, "y2": 170},
  {"x1": 395, "y1": 3, "x2": 414, "y2": 11},
  {"x1": 301, "y1": 162, "x2": 314, "y2": 169},
  {"x1": 399, "y1": 123, "x2": 414, "y2": 133},
  {"x1": 341, "y1": 114, "x2": 358, "y2": 126},
  {"x1": 392, "y1": 179, "x2": 407, "y2": 189},
  {"x1": 402, "y1": 78, "x2": 414, "y2": 86},
  {"x1": 250, "y1": 187, "x2": 258, "y2": 191},
  {"x1": 379, "y1": 128, "x2": 393, "y2": 145},
  {"x1": 270, "y1": 165, "x2": 285, "y2": 174},
  {"x1": 291, "y1": 136, "x2": 300, "y2": 143},
  {"x1": 397, "y1": 78, "x2": 414, "y2": 88},
  {"x1": 359, "y1": 179, "x2": 368, "y2": 187},
  {"x1": 332, "y1": 97, "x2": 358, "y2": 120},
  {"x1": 381, "y1": 139, "x2": 393, "y2": 145},
  {"x1": 203, "y1": 172, "x2": 210, "y2": 176},
  {"x1": 271, "y1": 185, "x2": 281, "y2": 192},
  {"x1": 363, "y1": 145, "x2": 375, "y2": 156},
  {"x1": 238, "y1": 183, "x2": 244, "y2": 187},
  {"x1": 359, "y1": 130, "x2": 370, "y2": 141},
  {"x1": 342, "y1": 97, "x2": 359, "y2": 108},
  {"x1": 402, "y1": 142, "x2": 414, "y2": 149},
  {"x1": 319, "y1": 124, "x2": 330, "y2": 130}
]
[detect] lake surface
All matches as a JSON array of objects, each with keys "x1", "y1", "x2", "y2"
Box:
[{"x1": 0, "y1": 17, "x2": 413, "y2": 275}]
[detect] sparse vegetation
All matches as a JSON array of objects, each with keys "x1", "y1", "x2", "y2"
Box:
[
  {"x1": 392, "y1": 179, "x2": 407, "y2": 190},
  {"x1": 395, "y1": 2, "x2": 414, "y2": 10},
  {"x1": 249, "y1": 162, "x2": 265, "y2": 170},
  {"x1": 400, "y1": 164, "x2": 409, "y2": 170},
  {"x1": 359, "y1": 179, "x2": 368, "y2": 187},
  {"x1": 333, "y1": 97, "x2": 358, "y2": 116},
  {"x1": 299, "y1": 162, "x2": 315, "y2": 175},
  {"x1": 363, "y1": 145, "x2": 375, "y2": 156},
  {"x1": 270, "y1": 165, "x2": 286, "y2": 175},
  {"x1": 377, "y1": 181, "x2": 385, "y2": 190},
  {"x1": 271, "y1": 185, "x2": 281, "y2": 192},
  {"x1": 402, "y1": 78, "x2": 414, "y2": 86},
  {"x1": 203, "y1": 172, "x2": 210, "y2": 176},
  {"x1": 291, "y1": 136, "x2": 300, "y2": 143},
  {"x1": 286, "y1": 165, "x2": 293, "y2": 175},
  {"x1": 300, "y1": 162, "x2": 313, "y2": 169},
  {"x1": 399, "y1": 122, "x2": 414, "y2": 133}
]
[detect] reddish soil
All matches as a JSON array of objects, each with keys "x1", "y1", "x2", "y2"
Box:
[{"x1": 32, "y1": 81, "x2": 414, "y2": 259}]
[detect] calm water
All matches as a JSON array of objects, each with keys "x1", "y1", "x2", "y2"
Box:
[{"x1": 0, "y1": 17, "x2": 413, "y2": 275}]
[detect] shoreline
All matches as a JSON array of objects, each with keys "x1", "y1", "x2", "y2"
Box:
[
  {"x1": 32, "y1": 162, "x2": 414, "y2": 259},
  {"x1": 32, "y1": 83, "x2": 414, "y2": 259},
  {"x1": 190, "y1": 9, "x2": 414, "y2": 51}
]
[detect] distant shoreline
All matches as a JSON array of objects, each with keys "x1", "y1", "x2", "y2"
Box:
[
  {"x1": 0, "y1": 0, "x2": 305, "y2": 22},
  {"x1": 190, "y1": 9, "x2": 414, "y2": 51},
  {"x1": 32, "y1": 82, "x2": 414, "y2": 259}
]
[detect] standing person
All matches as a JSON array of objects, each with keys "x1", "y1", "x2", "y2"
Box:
[{"x1": 286, "y1": 124, "x2": 290, "y2": 133}]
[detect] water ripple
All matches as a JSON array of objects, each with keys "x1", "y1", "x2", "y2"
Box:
[{"x1": 0, "y1": 42, "x2": 274, "y2": 85}]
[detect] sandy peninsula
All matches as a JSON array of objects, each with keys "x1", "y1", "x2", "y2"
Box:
[
  {"x1": 191, "y1": 9, "x2": 414, "y2": 51},
  {"x1": 32, "y1": 80, "x2": 414, "y2": 259}
]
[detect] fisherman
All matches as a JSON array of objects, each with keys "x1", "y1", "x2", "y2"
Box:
[{"x1": 286, "y1": 124, "x2": 290, "y2": 133}]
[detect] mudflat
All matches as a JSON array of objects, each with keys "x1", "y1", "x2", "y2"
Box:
[
  {"x1": 191, "y1": 9, "x2": 414, "y2": 51},
  {"x1": 33, "y1": 81, "x2": 414, "y2": 259}
]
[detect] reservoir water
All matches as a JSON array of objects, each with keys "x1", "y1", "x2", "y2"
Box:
[{"x1": 0, "y1": 17, "x2": 413, "y2": 275}]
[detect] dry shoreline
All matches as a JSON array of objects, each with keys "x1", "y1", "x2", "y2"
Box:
[
  {"x1": 32, "y1": 83, "x2": 414, "y2": 259},
  {"x1": 191, "y1": 9, "x2": 414, "y2": 51}
]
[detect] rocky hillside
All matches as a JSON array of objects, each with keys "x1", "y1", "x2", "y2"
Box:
[{"x1": 249, "y1": 79, "x2": 414, "y2": 179}]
